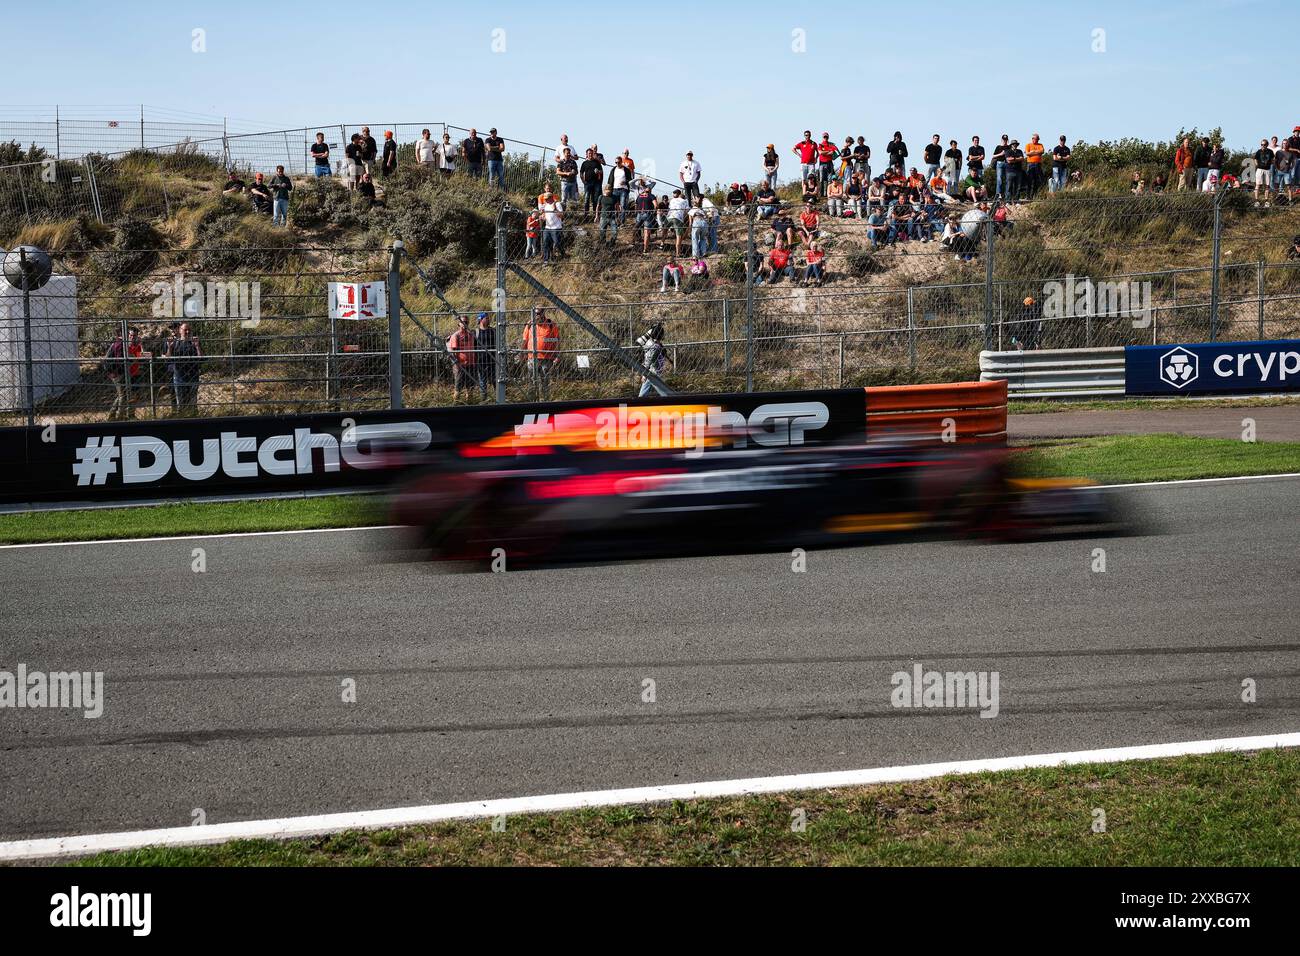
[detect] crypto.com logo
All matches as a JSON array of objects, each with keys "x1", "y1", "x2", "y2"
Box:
[
  {"x1": 1159, "y1": 347, "x2": 1198, "y2": 389},
  {"x1": 151, "y1": 273, "x2": 262, "y2": 328}
]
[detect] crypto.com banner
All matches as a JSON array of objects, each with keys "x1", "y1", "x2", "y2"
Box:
[
  {"x1": 1126, "y1": 339, "x2": 1300, "y2": 396},
  {"x1": 0, "y1": 389, "x2": 866, "y2": 504}
]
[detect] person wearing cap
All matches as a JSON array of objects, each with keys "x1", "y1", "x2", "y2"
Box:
[
  {"x1": 484, "y1": 128, "x2": 506, "y2": 188},
  {"x1": 461, "y1": 127, "x2": 485, "y2": 178},
  {"x1": 381, "y1": 131, "x2": 397, "y2": 178},
  {"x1": 726, "y1": 182, "x2": 747, "y2": 210},
  {"x1": 761, "y1": 144, "x2": 780, "y2": 188},
  {"x1": 991, "y1": 134, "x2": 1010, "y2": 198},
  {"x1": 474, "y1": 312, "x2": 496, "y2": 400},
  {"x1": 1004, "y1": 139, "x2": 1026, "y2": 201},
  {"x1": 679, "y1": 151, "x2": 702, "y2": 205},
  {"x1": 247, "y1": 172, "x2": 272, "y2": 215},
  {"x1": 816, "y1": 133, "x2": 839, "y2": 193},
  {"x1": 1253, "y1": 139, "x2": 1275, "y2": 203},
  {"x1": 1049, "y1": 135, "x2": 1071, "y2": 193},
  {"x1": 446, "y1": 314, "x2": 476, "y2": 400}
]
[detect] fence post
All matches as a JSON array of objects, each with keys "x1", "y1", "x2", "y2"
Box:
[
  {"x1": 20, "y1": 249, "x2": 35, "y2": 427},
  {"x1": 538, "y1": 147, "x2": 548, "y2": 187},
  {"x1": 55, "y1": 105, "x2": 61, "y2": 160},
  {"x1": 1257, "y1": 259, "x2": 1266, "y2": 339},
  {"x1": 1209, "y1": 189, "x2": 1223, "y2": 340},
  {"x1": 983, "y1": 219, "x2": 995, "y2": 351},
  {"x1": 388, "y1": 240, "x2": 404, "y2": 409},
  {"x1": 906, "y1": 286, "x2": 916, "y2": 369},
  {"x1": 744, "y1": 207, "x2": 756, "y2": 392},
  {"x1": 494, "y1": 205, "x2": 509, "y2": 403}
]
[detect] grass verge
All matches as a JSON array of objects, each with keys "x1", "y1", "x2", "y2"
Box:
[
  {"x1": 1008, "y1": 395, "x2": 1300, "y2": 415},
  {"x1": 69, "y1": 749, "x2": 1299, "y2": 866},
  {"x1": 2, "y1": 435, "x2": 1297, "y2": 545}
]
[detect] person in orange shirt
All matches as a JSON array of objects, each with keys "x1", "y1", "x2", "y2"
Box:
[
  {"x1": 524, "y1": 210, "x2": 541, "y2": 259},
  {"x1": 1024, "y1": 134, "x2": 1046, "y2": 197},
  {"x1": 446, "y1": 315, "x2": 477, "y2": 400},
  {"x1": 1174, "y1": 137, "x2": 1195, "y2": 191},
  {"x1": 522, "y1": 307, "x2": 559, "y2": 400}
]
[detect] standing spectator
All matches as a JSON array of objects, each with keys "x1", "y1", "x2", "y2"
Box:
[
  {"x1": 1193, "y1": 137, "x2": 1212, "y2": 191},
  {"x1": 474, "y1": 312, "x2": 496, "y2": 401},
  {"x1": 446, "y1": 314, "x2": 477, "y2": 401},
  {"x1": 580, "y1": 148, "x2": 604, "y2": 217},
  {"x1": 1013, "y1": 296, "x2": 1044, "y2": 351},
  {"x1": 666, "y1": 189, "x2": 690, "y2": 257},
  {"x1": 636, "y1": 323, "x2": 670, "y2": 397},
  {"x1": 555, "y1": 134, "x2": 573, "y2": 166},
  {"x1": 415, "y1": 129, "x2": 438, "y2": 167},
  {"x1": 679, "y1": 151, "x2": 702, "y2": 205},
  {"x1": 688, "y1": 198, "x2": 709, "y2": 258},
  {"x1": 598, "y1": 185, "x2": 620, "y2": 244},
  {"x1": 1275, "y1": 140, "x2": 1296, "y2": 200},
  {"x1": 310, "y1": 132, "x2": 331, "y2": 177},
  {"x1": 539, "y1": 190, "x2": 564, "y2": 263},
  {"x1": 793, "y1": 131, "x2": 817, "y2": 183},
  {"x1": 523, "y1": 308, "x2": 558, "y2": 399},
  {"x1": 381, "y1": 131, "x2": 397, "y2": 177},
  {"x1": 967, "y1": 136, "x2": 985, "y2": 180},
  {"x1": 1174, "y1": 137, "x2": 1194, "y2": 191},
  {"x1": 105, "y1": 327, "x2": 143, "y2": 420},
  {"x1": 556, "y1": 148, "x2": 579, "y2": 204},
  {"x1": 853, "y1": 136, "x2": 872, "y2": 182},
  {"x1": 992, "y1": 134, "x2": 1010, "y2": 198},
  {"x1": 1283, "y1": 127, "x2": 1300, "y2": 200},
  {"x1": 524, "y1": 209, "x2": 541, "y2": 259},
  {"x1": 248, "y1": 173, "x2": 273, "y2": 215},
  {"x1": 1050, "y1": 136, "x2": 1071, "y2": 192},
  {"x1": 943, "y1": 139, "x2": 963, "y2": 187},
  {"x1": 763, "y1": 143, "x2": 780, "y2": 187},
  {"x1": 802, "y1": 240, "x2": 826, "y2": 287},
  {"x1": 608, "y1": 156, "x2": 633, "y2": 225},
  {"x1": 1004, "y1": 139, "x2": 1026, "y2": 201},
  {"x1": 838, "y1": 136, "x2": 857, "y2": 185},
  {"x1": 344, "y1": 134, "x2": 362, "y2": 189},
  {"x1": 165, "y1": 322, "x2": 203, "y2": 415},
  {"x1": 635, "y1": 184, "x2": 657, "y2": 252},
  {"x1": 702, "y1": 196, "x2": 720, "y2": 253},
  {"x1": 461, "y1": 127, "x2": 486, "y2": 178},
  {"x1": 1208, "y1": 141, "x2": 1225, "y2": 182},
  {"x1": 1268, "y1": 136, "x2": 1283, "y2": 193},
  {"x1": 438, "y1": 132, "x2": 458, "y2": 177},
  {"x1": 358, "y1": 127, "x2": 378, "y2": 175},
  {"x1": 270, "y1": 165, "x2": 293, "y2": 226},
  {"x1": 755, "y1": 182, "x2": 779, "y2": 219},
  {"x1": 1024, "y1": 134, "x2": 1045, "y2": 196},
  {"x1": 485, "y1": 128, "x2": 506, "y2": 187},
  {"x1": 1254, "y1": 139, "x2": 1275, "y2": 202},
  {"x1": 924, "y1": 135, "x2": 943, "y2": 182},
  {"x1": 886, "y1": 131, "x2": 908, "y2": 172},
  {"x1": 816, "y1": 133, "x2": 839, "y2": 192}
]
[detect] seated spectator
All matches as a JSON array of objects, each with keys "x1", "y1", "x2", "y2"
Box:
[
  {"x1": 1287, "y1": 234, "x2": 1300, "y2": 260},
  {"x1": 357, "y1": 173, "x2": 384, "y2": 209},
  {"x1": 802, "y1": 241, "x2": 826, "y2": 287},
  {"x1": 826, "y1": 179, "x2": 845, "y2": 217},
  {"x1": 991, "y1": 200, "x2": 1012, "y2": 234},
  {"x1": 758, "y1": 239, "x2": 795, "y2": 284},
  {"x1": 867, "y1": 177, "x2": 886, "y2": 210},
  {"x1": 928, "y1": 172, "x2": 948, "y2": 197},
  {"x1": 686, "y1": 256, "x2": 710, "y2": 291},
  {"x1": 1152, "y1": 172, "x2": 1167, "y2": 192},
  {"x1": 755, "y1": 183, "x2": 779, "y2": 219},
  {"x1": 865, "y1": 207, "x2": 890, "y2": 249},
  {"x1": 960, "y1": 172, "x2": 987, "y2": 203},
  {"x1": 726, "y1": 182, "x2": 747, "y2": 210},
  {"x1": 661, "y1": 257, "x2": 684, "y2": 293},
  {"x1": 247, "y1": 173, "x2": 273, "y2": 214},
  {"x1": 889, "y1": 200, "x2": 917, "y2": 241},
  {"x1": 223, "y1": 170, "x2": 246, "y2": 194},
  {"x1": 846, "y1": 175, "x2": 865, "y2": 217},
  {"x1": 913, "y1": 205, "x2": 935, "y2": 243},
  {"x1": 798, "y1": 203, "x2": 821, "y2": 244},
  {"x1": 770, "y1": 211, "x2": 796, "y2": 248},
  {"x1": 802, "y1": 176, "x2": 820, "y2": 205}
]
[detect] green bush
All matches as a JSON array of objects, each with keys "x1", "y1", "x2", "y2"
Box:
[{"x1": 90, "y1": 216, "x2": 164, "y2": 276}]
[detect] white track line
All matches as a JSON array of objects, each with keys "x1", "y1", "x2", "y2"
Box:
[
  {"x1": 3, "y1": 471, "x2": 1297, "y2": 550},
  {"x1": 2, "y1": 732, "x2": 1296, "y2": 862}
]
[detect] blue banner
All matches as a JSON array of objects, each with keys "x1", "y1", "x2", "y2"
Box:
[{"x1": 1125, "y1": 339, "x2": 1300, "y2": 395}]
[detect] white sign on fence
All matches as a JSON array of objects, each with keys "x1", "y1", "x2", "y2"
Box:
[{"x1": 328, "y1": 281, "x2": 387, "y2": 320}]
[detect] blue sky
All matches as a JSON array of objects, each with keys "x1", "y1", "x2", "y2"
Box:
[{"x1": 8, "y1": 0, "x2": 1293, "y2": 182}]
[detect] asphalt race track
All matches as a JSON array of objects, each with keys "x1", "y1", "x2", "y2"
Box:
[{"x1": 1, "y1": 476, "x2": 1297, "y2": 843}]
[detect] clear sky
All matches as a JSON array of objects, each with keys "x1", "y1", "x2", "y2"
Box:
[{"x1": 7, "y1": 0, "x2": 1293, "y2": 183}]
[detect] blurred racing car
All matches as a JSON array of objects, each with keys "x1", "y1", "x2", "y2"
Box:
[{"x1": 384, "y1": 404, "x2": 1129, "y2": 566}]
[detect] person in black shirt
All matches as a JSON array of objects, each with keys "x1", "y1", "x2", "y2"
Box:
[
  {"x1": 1004, "y1": 140, "x2": 1025, "y2": 201},
  {"x1": 943, "y1": 140, "x2": 962, "y2": 188},
  {"x1": 1050, "y1": 136, "x2": 1071, "y2": 193},
  {"x1": 222, "y1": 170, "x2": 246, "y2": 194},
  {"x1": 887, "y1": 131, "x2": 908, "y2": 172},
  {"x1": 923, "y1": 135, "x2": 942, "y2": 179},
  {"x1": 1193, "y1": 137, "x2": 1212, "y2": 190},
  {"x1": 992, "y1": 135, "x2": 1010, "y2": 197},
  {"x1": 310, "y1": 133, "x2": 331, "y2": 177},
  {"x1": 462, "y1": 128, "x2": 486, "y2": 178},
  {"x1": 248, "y1": 172, "x2": 273, "y2": 215},
  {"x1": 853, "y1": 137, "x2": 871, "y2": 180},
  {"x1": 967, "y1": 136, "x2": 985, "y2": 179},
  {"x1": 726, "y1": 182, "x2": 747, "y2": 208},
  {"x1": 357, "y1": 172, "x2": 384, "y2": 209},
  {"x1": 270, "y1": 165, "x2": 293, "y2": 226},
  {"x1": 474, "y1": 312, "x2": 496, "y2": 400},
  {"x1": 485, "y1": 128, "x2": 506, "y2": 187},
  {"x1": 381, "y1": 131, "x2": 397, "y2": 177},
  {"x1": 580, "y1": 148, "x2": 604, "y2": 217},
  {"x1": 344, "y1": 134, "x2": 362, "y2": 190},
  {"x1": 755, "y1": 184, "x2": 778, "y2": 219},
  {"x1": 556, "y1": 148, "x2": 579, "y2": 204},
  {"x1": 359, "y1": 127, "x2": 378, "y2": 174}
]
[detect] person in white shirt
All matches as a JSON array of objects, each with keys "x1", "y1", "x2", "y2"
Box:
[
  {"x1": 438, "y1": 133, "x2": 457, "y2": 177},
  {"x1": 555, "y1": 134, "x2": 572, "y2": 168},
  {"x1": 667, "y1": 189, "x2": 690, "y2": 257},
  {"x1": 688, "y1": 199, "x2": 709, "y2": 258},
  {"x1": 679, "y1": 151, "x2": 702, "y2": 205},
  {"x1": 539, "y1": 191, "x2": 564, "y2": 263},
  {"x1": 700, "y1": 196, "x2": 720, "y2": 253},
  {"x1": 415, "y1": 129, "x2": 438, "y2": 166}
]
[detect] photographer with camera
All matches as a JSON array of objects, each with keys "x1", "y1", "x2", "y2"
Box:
[{"x1": 636, "y1": 322, "x2": 671, "y2": 398}]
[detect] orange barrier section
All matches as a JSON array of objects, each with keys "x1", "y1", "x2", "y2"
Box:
[{"x1": 864, "y1": 380, "x2": 1008, "y2": 443}]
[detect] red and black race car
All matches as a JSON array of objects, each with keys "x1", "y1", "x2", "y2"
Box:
[{"x1": 384, "y1": 403, "x2": 1128, "y2": 567}]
